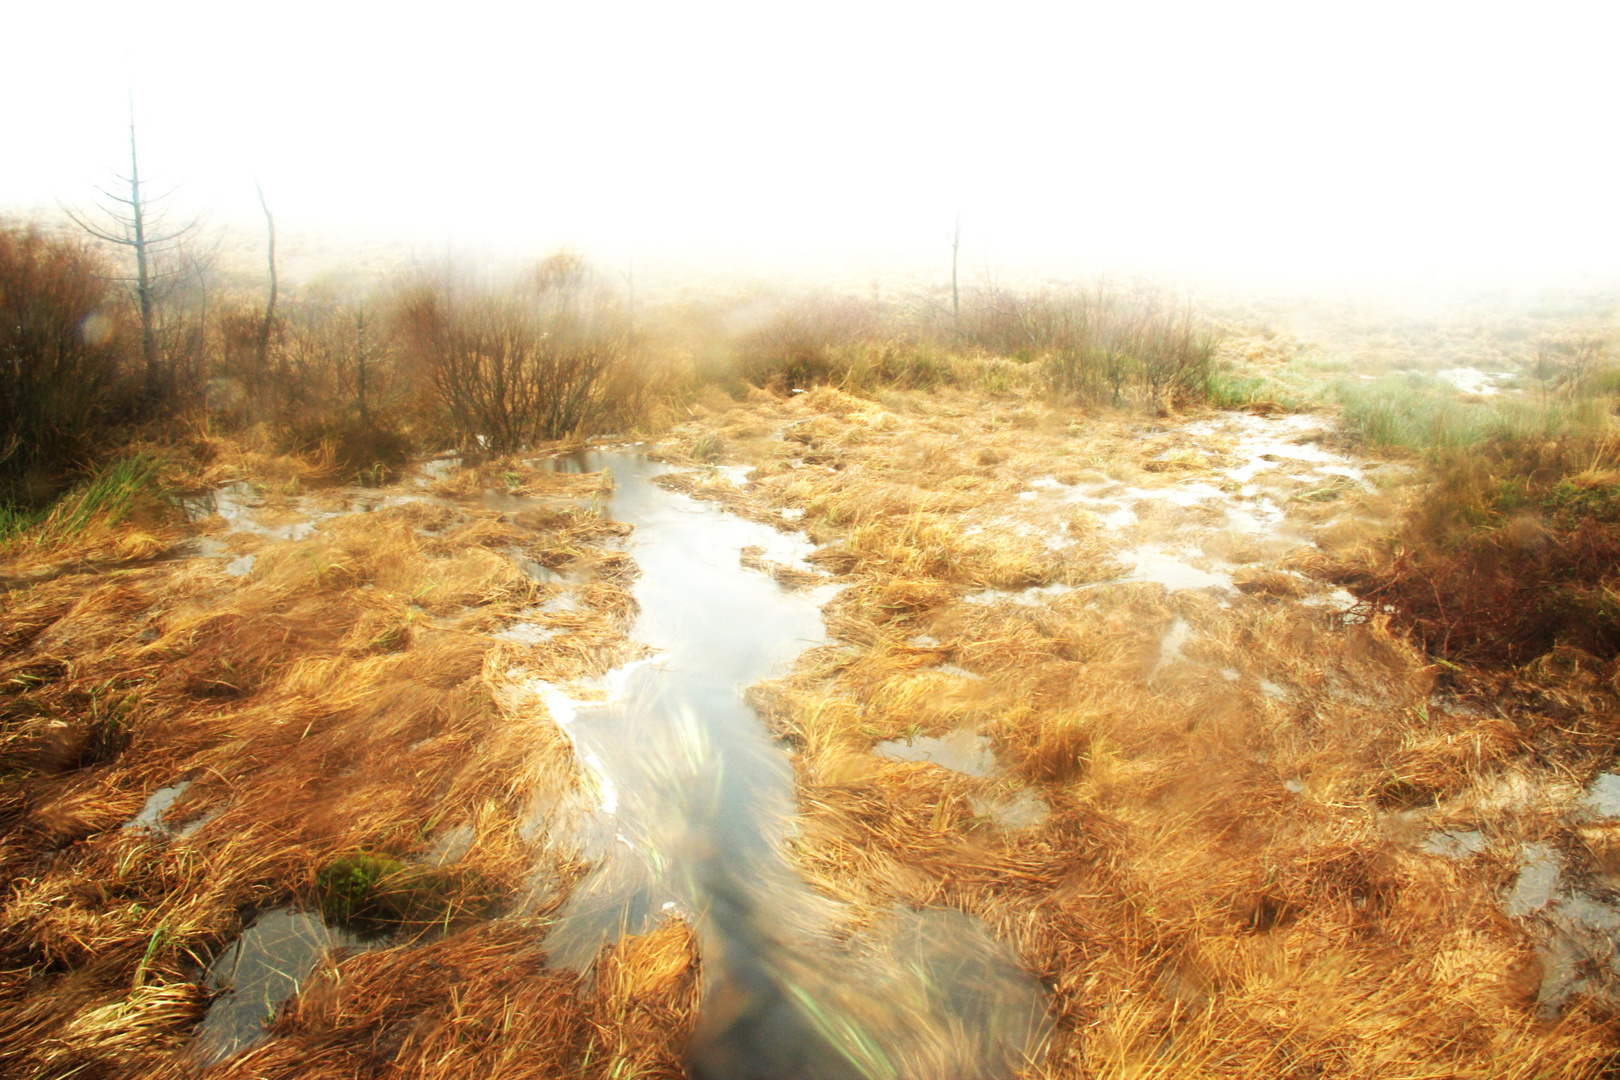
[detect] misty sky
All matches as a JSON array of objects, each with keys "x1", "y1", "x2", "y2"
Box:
[{"x1": 5, "y1": 0, "x2": 1617, "y2": 288}]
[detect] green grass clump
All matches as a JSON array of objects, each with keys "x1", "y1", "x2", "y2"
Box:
[
  {"x1": 40, "y1": 453, "x2": 168, "y2": 534},
  {"x1": 0, "y1": 452, "x2": 173, "y2": 556},
  {"x1": 690, "y1": 431, "x2": 722, "y2": 463},
  {"x1": 1204, "y1": 368, "x2": 1308, "y2": 411},
  {"x1": 317, "y1": 853, "x2": 408, "y2": 925},
  {"x1": 316, "y1": 851, "x2": 499, "y2": 934},
  {"x1": 0, "y1": 504, "x2": 36, "y2": 544},
  {"x1": 1332, "y1": 375, "x2": 1487, "y2": 451}
]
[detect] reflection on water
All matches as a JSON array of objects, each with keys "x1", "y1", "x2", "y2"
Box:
[
  {"x1": 536, "y1": 450, "x2": 1051, "y2": 1078},
  {"x1": 687, "y1": 899, "x2": 1051, "y2": 1080},
  {"x1": 874, "y1": 730, "x2": 997, "y2": 777},
  {"x1": 124, "y1": 780, "x2": 191, "y2": 834},
  {"x1": 194, "y1": 908, "x2": 370, "y2": 1065}
]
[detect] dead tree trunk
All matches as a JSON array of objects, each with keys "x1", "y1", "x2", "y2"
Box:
[
  {"x1": 951, "y1": 215, "x2": 962, "y2": 334},
  {"x1": 64, "y1": 102, "x2": 198, "y2": 410},
  {"x1": 254, "y1": 182, "x2": 278, "y2": 396}
]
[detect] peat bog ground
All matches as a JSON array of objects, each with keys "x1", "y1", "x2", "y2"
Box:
[{"x1": 3, "y1": 379, "x2": 1620, "y2": 1078}]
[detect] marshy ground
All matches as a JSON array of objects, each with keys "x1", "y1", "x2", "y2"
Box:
[{"x1": 4, "y1": 375, "x2": 1620, "y2": 1078}]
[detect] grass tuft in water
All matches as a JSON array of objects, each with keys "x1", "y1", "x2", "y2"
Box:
[{"x1": 316, "y1": 851, "x2": 500, "y2": 934}]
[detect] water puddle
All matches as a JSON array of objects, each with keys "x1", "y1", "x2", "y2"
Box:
[
  {"x1": 1121, "y1": 548, "x2": 1232, "y2": 593},
  {"x1": 971, "y1": 787, "x2": 1050, "y2": 828},
  {"x1": 1302, "y1": 587, "x2": 1358, "y2": 612},
  {"x1": 418, "y1": 456, "x2": 463, "y2": 482},
  {"x1": 1503, "y1": 843, "x2": 1562, "y2": 918},
  {"x1": 426, "y1": 824, "x2": 476, "y2": 867},
  {"x1": 1224, "y1": 498, "x2": 1287, "y2": 535},
  {"x1": 963, "y1": 583, "x2": 1078, "y2": 607},
  {"x1": 194, "y1": 908, "x2": 373, "y2": 1065},
  {"x1": 1536, "y1": 893, "x2": 1620, "y2": 1015},
  {"x1": 1420, "y1": 829, "x2": 1488, "y2": 859},
  {"x1": 184, "y1": 477, "x2": 461, "y2": 559},
  {"x1": 961, "y1": 546, "x2": 1231, "y2": 607},
  {"x1": 1149, "y1": 618, "x2": 1193, "y2": 681},
  {"x1": 125, "y1": 780, "x2": 191, "y2": 835},
  {"x1": 186, "y1": 482, "x2": 319, "y2": 542},
  {"x1": 1437, "y1": 368, "x2": 1513, "y2": 396},
  {"x1": 1583, "y1": 773, "x2": 1620, "y2": 817},
  {"x1": 494, "y1": 622, "x2": 556, "y2": 645},
  {"x1": 531, "y1": 450, "x2": 1050, "y2": 1076},
  {"x1": 874, "y1": 730, "x2": 997, "y2": 776}
]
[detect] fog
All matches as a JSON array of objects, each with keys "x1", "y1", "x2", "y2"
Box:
[{"x1": 6, "y1": 0, "x2": 1618, "y2": 293}]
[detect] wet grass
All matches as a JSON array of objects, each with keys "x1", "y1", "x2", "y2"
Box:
[
  {"x1": 0, "y1": 449, "x2": 674, "y2": 1078},
  {"x1": 3, "y1": 371, "x2": 1620, "y2": 1077},
  {"x1": 1333, "y1": 373, "x2": 1489, "y2": 450},
  {"x1": 0, "y1": 452, "x2": 176, "y2": 565},
  {"x1": 660, "y1": 384, "x2": 1620, "y2": 1077}
]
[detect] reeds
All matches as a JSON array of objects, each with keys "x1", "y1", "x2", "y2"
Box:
[{"x1": 0, "y1": 452, "x2": 179, "y2": 570}]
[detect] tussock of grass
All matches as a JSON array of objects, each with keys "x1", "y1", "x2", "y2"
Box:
[
  {"x1": 1334, "y1": 374, "x2": 1490, "y2": 451},
  {"x1": 1334, "y1": 432, "x2": 1620, "y2": 666},
  {"x1": 0, "y1": 455, "x2": 659, "y2": 1076},
  {"x1": 0, "y1": 453, "x2": 176, "y2": 566},
  {"x1": 657, "y1": 382, "x2": 1617, "y2": 1077}
]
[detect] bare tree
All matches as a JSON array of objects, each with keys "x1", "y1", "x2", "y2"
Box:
[
  {"x1": 63, "y1": 104, "x2": 199, "y2": 406},
  {"x1": 347, "y1": 301, "x2": 381, "y2": 427},
  {"x1": 254, "y1": 182, "x2": 278, "y2": 390},
  {"x1": 950, "y1": 215, "x2": 962, "y2": 334}
]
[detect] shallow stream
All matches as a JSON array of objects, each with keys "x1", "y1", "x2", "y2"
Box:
[{"x1": 532, "y1": 450, "x2": 1052, "y2": 1079}]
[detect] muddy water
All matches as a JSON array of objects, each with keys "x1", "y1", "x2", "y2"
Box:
[{"x1": 534, "y1": 450, "x2": 1051, "y2": 1079}]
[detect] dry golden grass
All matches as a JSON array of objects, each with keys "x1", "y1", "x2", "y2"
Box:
[
  {"x1": 3, "y1": 380, "x2": 1618, "y2": 1078},
  {"x1": 659, "y1": 384, "x2": 1620, "y2": 1077},
  {"x1": 0, "y1": 448, "x2": 668, "y2": 1078}
]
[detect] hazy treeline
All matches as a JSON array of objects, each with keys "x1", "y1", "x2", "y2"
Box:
[{"x1": 1, "y1": 215, "x2": 1219, "y2": 506}]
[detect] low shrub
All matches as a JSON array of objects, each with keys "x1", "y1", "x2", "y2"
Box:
[
  {"x1": 1342, "y1": 433, "x2": 1620, "y2": 665},
  {"x1": 0, "y1": 222, "x2": 130, "y2": 508},
  {"x1": 277, "y1": 411, "x2": 413, "y2": 484}
]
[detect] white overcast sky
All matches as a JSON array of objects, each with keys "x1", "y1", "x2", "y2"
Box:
[{"x1": 4, "y1": 0, "x2": 1617, "y2": 289}]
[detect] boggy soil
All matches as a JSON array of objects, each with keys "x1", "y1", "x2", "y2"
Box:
[
  {"x1": 658, "y1": 385, "x2": 1620, "y2": 1078},
  {"x1": 2, "y1": 383, "x2": 1619, "y2": 1078}
]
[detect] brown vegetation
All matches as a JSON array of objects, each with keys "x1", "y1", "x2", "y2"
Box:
[
  {"x1": 1335, "y1": 432, "x2": 1620, "y2": 667},
  {"x1": 0, "y1": 452, "x2": 707, "y2": 1078},
  {"x1": 661, "y1": 386, "x2": 1620, "y2": 1077},
  {"x1": 0, "y1": 224, "x2": 130, "y2": 507},
  {"x1": 6, "y1": 209, "x2": 1620, "y2": 1077}
]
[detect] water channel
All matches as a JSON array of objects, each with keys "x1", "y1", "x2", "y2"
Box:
[{"x1": 534, "y1": 450, "x2": 1051, "y2": 1079}]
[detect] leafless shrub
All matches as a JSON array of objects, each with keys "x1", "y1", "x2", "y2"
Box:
[
  {"x1": 730, "y1": 294, "x2": 887, "y2": 390},
  {"x1": 959, "y1": 283, "x2": 1213, "y2": 407},
  {"x1": 0, "y1": 222, "x2": 128, "y2": 505},
  {"x1": 399, "y1": 253, "x2": 630, "y2": 452}
]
